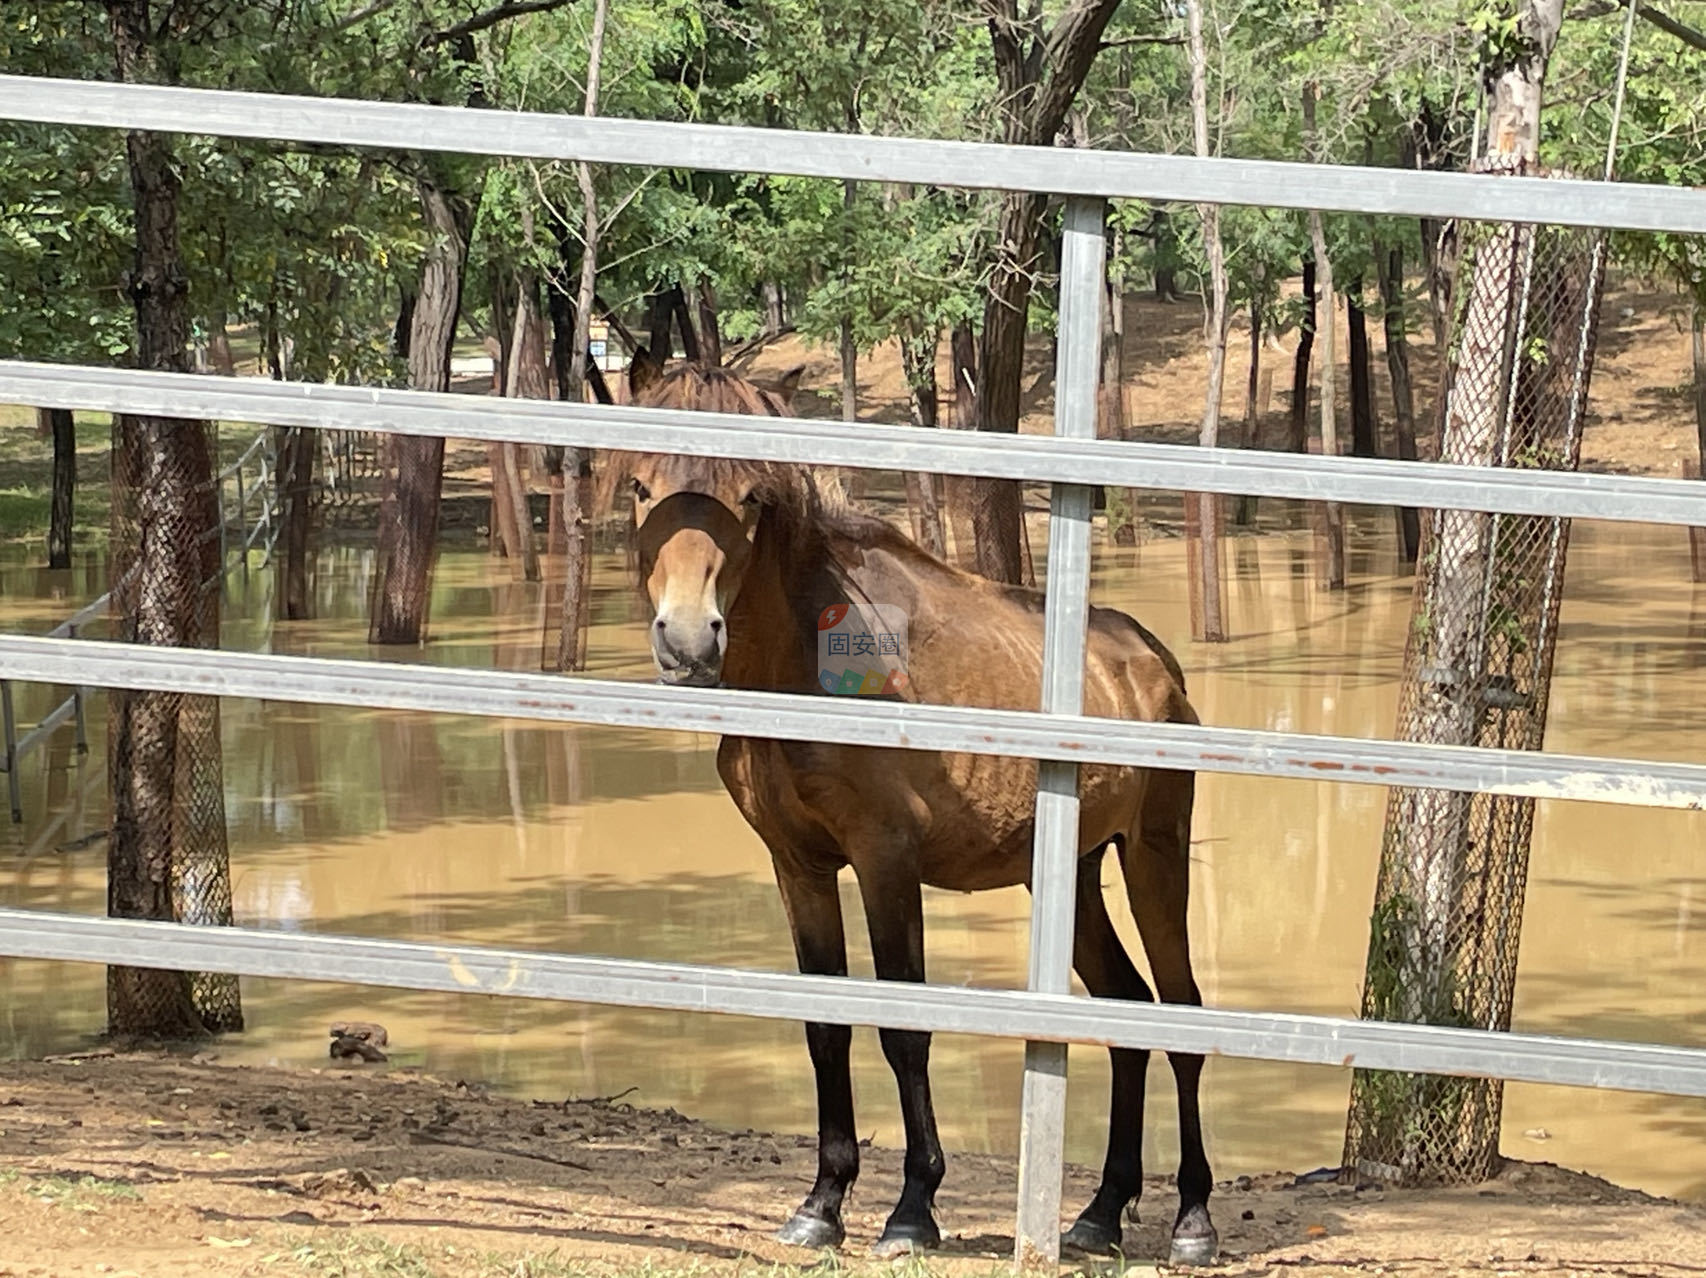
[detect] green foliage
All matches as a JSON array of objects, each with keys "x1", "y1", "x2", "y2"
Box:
[
  {"x1": 2, "y1": 0, "x2": 1703, "y2": 388},
  {"x1": 0, "y1": 10, "x2": 132, "y2": 362},
  {"x1": 1467, "y1": 1, "x2": 1534, "y2": 78},
  {"x1": 0, "y1": 125, "x2": 132, "y2": 363}
]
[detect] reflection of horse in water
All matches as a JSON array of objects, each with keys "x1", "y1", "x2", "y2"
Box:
[{"x1": 606, "y1": 353, "x2": 1216, "y2": 1263}]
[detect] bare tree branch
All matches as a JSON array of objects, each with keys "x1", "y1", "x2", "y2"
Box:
[
  {"x1": 421, "y1": 0, "x2": 573, "y2": 48},
  {"x1": 333, "y1": 0, "x2": 397, "y2": 32},
  {"x1": 1576, "y1": 0, "x2": 1706, "y2": 52},
  {"x1": 1638, "y1": 2, "x2": 1706, "y2": 52},
  {"x1": 1033, "y1": 0, "x2": 1126, "y2": 142},
  {"x1": 1099, "y1": 33, "x2": 1185, "y2": 49}
]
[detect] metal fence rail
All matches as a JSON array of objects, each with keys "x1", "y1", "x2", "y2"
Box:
[
  {"x1": 1, "y1": 70, "x2": 1704, "y2": 1267},
  {"x1": 5, "y1": 907, "x2": 1705, "y2": 1099},
  {"x1": 0, "y1": 592, "x2": 105, "y2": 824},
  {"x1": 216, "y1": 425, "x2": 277, "y2": 578},
  {"x1": 1, "y1": 636, "x2": 1703, "y2": 809},
  {"x1": 4, "y1": 75, "x2": 1706, "y2": 235},
  {"x1": 7, "y1": 362, "x2": 1706, "y2": 528}
]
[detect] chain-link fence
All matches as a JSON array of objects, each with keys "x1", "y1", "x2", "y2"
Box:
[
  {"x1": 319, "y1": 430, "x2": 383, "y2": 521},
  {"x1": 106, "y1": 414, "x2": 242, "y2": 1035},
  {"x1": 1345, "y1": 163, "x2": 1607, "y2": 1184}
]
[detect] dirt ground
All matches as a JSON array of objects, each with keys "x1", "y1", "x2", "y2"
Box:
[
  {"x1": 0, "y1": 1053, "x2": 1701, "y2": 1278},
  {"x1": 724, "y1": 279, "x2": 1702, "y2": 478}
]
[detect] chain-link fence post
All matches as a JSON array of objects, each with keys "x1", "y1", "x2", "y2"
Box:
[
  {"x1": 1345, "y1": 171, "x2": 1607, "y2": 1182},
  {"x1": 107, "y1": 415, "x2": 243, "y2": 1036}
]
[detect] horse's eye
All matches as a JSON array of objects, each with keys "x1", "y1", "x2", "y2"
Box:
[
  {"x1": 741, "y1": 491, "x2": 760, "y2": 507},
  {"x1": 632, "y1": 479, "x2": 651, "y2": 502}
]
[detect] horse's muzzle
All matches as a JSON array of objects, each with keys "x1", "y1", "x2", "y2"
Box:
[{"x1": 654, "y1": 663, "x2": 724, "y2": 689}]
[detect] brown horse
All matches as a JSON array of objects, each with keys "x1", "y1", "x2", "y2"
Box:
[{"x1": 610, "y1": 355, "x2": 1216, "y2": 1264}]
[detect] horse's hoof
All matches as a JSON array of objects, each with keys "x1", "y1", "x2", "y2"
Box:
[
  {"x1": 871, "y1": 1218, "x2": 940, "y2": 1259},
  {"x1": 1061, "y1": 1214, "x2": 1121, "y2": 1255},
  {"x1": 777, "y1": 1210, "x2": 843, "y2": 1250},
  {"x1": 1168, "y1": 1206, "x2": 1218, "y2": 1267}
]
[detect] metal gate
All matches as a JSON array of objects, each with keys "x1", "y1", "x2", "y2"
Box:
[{"x1": 2, "y1": 72, "x2": 1705, "y2": 1266}]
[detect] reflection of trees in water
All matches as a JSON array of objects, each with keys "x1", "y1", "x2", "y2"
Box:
[
  {"x1": 378, "y1": 712, "x2": 446, "y2": 834},
  {"x1": 289, "y1": 711, "x2": 324, "y2": 844}
]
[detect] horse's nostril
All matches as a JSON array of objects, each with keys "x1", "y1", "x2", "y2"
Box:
[
  {"x1": 654, "y1": 619, "x2": 667, "y2": 632},
  {"x1": 709, "y1": 618, "x2": 723, "y2": 633}
]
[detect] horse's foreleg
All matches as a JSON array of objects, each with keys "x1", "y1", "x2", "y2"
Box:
[
  {"x1": 775, "y1": 863, "x2": 859, "y2": 1249},
  {"x1": 854, "y1": 861, "x2": 944, "y2": 1258},
  {"x1": 1125, "y1": 771, "x2": 1217, "y2": 1266},
  {"x1": 1060, "y1": 846, "x2": 1154, "y2": 1256}
]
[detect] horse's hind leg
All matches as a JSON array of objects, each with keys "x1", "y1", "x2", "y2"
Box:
[
  {"x1": 1060, "y1": 845, "x2": 1155, "y2": 1256},
  {"x1": 1121, "y1": 768, "x2": 1217, "y2": 1265},
  {"x1": 773, "y1": 861, "x2": 860, "y2": 1249},
  {"x1": 852, "y1": 855, "x2": 945, "y2": 1258}
]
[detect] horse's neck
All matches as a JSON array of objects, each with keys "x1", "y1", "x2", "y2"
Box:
[{"x1": 722, "y1": 511, "x2": 821, "y2": 693}]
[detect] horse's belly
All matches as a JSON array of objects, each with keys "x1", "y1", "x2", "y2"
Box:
[
  {"x1": 917, "y1": 754, "x2": 1145, "y2": 891},
  {"x1": 719, "y1": 737, "x2": 1142, "y2": 890}
]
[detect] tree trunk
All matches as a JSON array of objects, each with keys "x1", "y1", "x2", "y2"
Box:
[
  {"x1": 1347, "y1": 277, "x2": 1378, "y2": 458},
  {"x1": 1232, "y1": 298, "x2": 1263, "y2": 527},
  {"x1": 498, "y1": 272, "x2": 545, "y2": 583},
  {"x1": 488, "y1": 437, "x2": 524, "y2": 560},
  {"x1": 275, "y1": 427, "x2": 315, "y2": 620},
  {"x1": 547, "y1": 258, "x2": 574, "y2": 404},
  {"x1": 1482, "y1": 1, "x2": 1563, "y2": 159},
  {"x1": 899, "y1": 328, "x2": 946, "y2": 558},
  {"x1": 1310, "y1": 212, "x2": 1346, "y2": 591},
  {"x1": 838, "y1": 316, "x2": 858, "y2": 423},
  {"x1": 1379, "y1": 243, "x2": 1422, "y2": 561},
  {"x1": 392, "y1": 287, "x2": 415, "y2": 362},
  {"x1": 370, "y1": 174, "x2": 474, "y2": 645},
  {"x1": 1290, "y1": 255, "x2": 1317, "y2": 454},
  {"x1": 487, "y1": 258, "x2": 514, "y2": 399},
  {"x1": 1153, "y1": 209, "x2": 1183, "y2": 301},
  {"x1": 974, "y1": 0, "x2": 1123, "y2": 587},
  {"x1": 104, "y1": 0, "x2": 240, "y2": 1038},
  {"x1": 1187, "y1": 0, "x2": 1228, "y2": 641},
  {"x1": 1692, "y1": 304, "x2": 1706, "y2": 583},
  {"x1": 1693, "y1": 303, "x2": 1705, "y2": 466},
  {"x1": 1347, "y1": 0, "x2": 1570, "y2": 1187},
  {"x1": 207, "y1": 311, "x2": 234, "y2": 376},
  {"x1": 1304, "y1": 87, "x2": 1345, "y2": 591},
  {"x1": 696, "y1": 277, "x2": 722, "y2": 367},
  {"x1": 669, "y1": 283, "x2": 701, "y2": 363},
  {"x1": 972, "y1": 190, "x2": 1047, "y2": 584},
  {"x1": 550, "y1": 0, "x2": 607, "y2": 673},
  {"x1": 43, "y1": 408, "x2": 75, "y2": 570},
  {"x1": 944, "y1": 321, "x2": 980, "y2": 567},
  {"x1": 763, "y1": 281, "x2": 785, "y2": 335},
  {"x1": 645, "y1": 286, "x2": 673, "y2": 359},
  {"x1": 1243, "y1": 298, "x2": 1263, "y2": 448},
  {"x1": 1102, "y1": 247, "x2": 1139, "y2": 546},
  {"x1": 1407, "y1": 102, "x2": 1455, "y2": 363}
]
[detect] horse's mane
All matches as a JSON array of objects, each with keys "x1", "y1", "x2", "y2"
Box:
[{"x1": 593, "y1": 360, "x2": 855, "y2": 529}]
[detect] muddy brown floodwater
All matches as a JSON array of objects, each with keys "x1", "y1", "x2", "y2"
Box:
[{"x1": 1, "y1": 504, "x2": 1704, "y2": 1208}]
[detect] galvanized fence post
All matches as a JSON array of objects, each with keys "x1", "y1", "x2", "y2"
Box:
[
  {"x1": 0, "y1": 680, "x2": 20, "y2": 823},
  {"x1": 1014, "y1": 195, "x2": 1106, "y2": 1267},
  {"x1": 258, "y1": 446, "x2": 274, "y2": 568},
  {"x1": 235, "y1": 464, "x2": 248, "y2": 582},
  {"x1": 69, "y1": 624, "x2": 87, "y2": 755},
  {"x1": 216, "y1": 469, "x2": 229, "y2": 586}
]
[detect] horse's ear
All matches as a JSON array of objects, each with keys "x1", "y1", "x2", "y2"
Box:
[
  {"x1": 770, "y1": 364, "x2": 807, "y2": 407},
  {"x1": 628, "y1": 346, "x2": 663, "y2": 399}
]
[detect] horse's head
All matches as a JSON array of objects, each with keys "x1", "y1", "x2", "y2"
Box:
[{"x1": 618, "y1": 351, "x2": 806, "y2": 688}]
